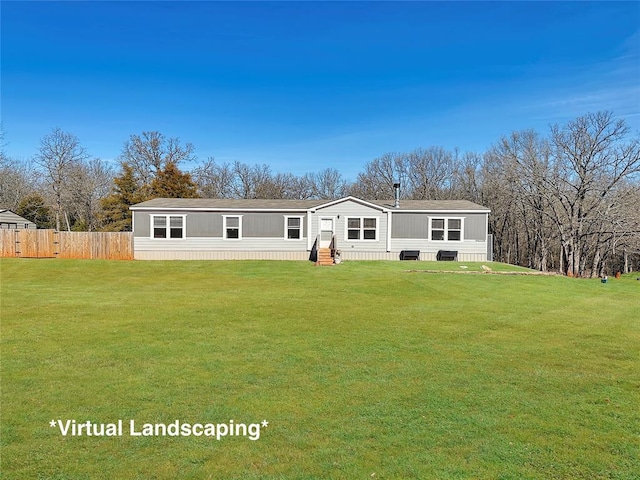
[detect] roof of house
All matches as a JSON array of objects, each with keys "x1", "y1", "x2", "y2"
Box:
[
  {"x1": 131, "y1": 197, "x2": 490, "y2": 212},
  {"x1": 0, "y1": 209, "x2": 36, "y2": 225},
  {"x1": 131, "y1": 198, "x2": 322, "y2": 210},
  {"x1": 369, "y1": 199, "x2": 489, "y2": 211}
]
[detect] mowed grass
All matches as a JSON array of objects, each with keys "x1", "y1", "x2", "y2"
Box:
[{"x1": 1, "y1": 259, "x2": 638, "y2": 479}]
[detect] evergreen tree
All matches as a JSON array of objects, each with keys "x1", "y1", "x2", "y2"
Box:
[
  {"x1": 100, "y1": 163, "x2": 147, "y2": 231},
  {"x1": 149, "y1": 162, "x2": 199, "y2": 198},
  {"x1": 16, "y1": 193, "x2": 54, "y2": 229}
]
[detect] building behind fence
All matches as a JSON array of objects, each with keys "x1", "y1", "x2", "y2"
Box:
[{"x1": 0, "y1": 230, "x2": 133, "y2": 260}]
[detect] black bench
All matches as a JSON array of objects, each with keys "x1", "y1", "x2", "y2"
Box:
[
  {"x1": 400, "y1": 250, "x2": 420, "y2": 260},
  {"x1": 437, "y1": 250, "x2": 458, "y2": 261}
]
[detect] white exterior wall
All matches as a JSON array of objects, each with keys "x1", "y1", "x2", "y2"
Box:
[
  {"x1": 135, "y1": 248, "x2": 486, "y2": 261},
  {"x1": 390, "y1": 238, "x2": 487, "y2": 260},
  {"x1": 312, "y1": 200, "x2": 389, "y2": 252},
  {"x1": 339, "y1": 250, "x2": 487, "y2": 261},
  {"x1": 134, "y1": 236, "x2": 308, "y2": 260},
  {"x1": 135, "y1": 249, "x2": 308, "y2": 260}
]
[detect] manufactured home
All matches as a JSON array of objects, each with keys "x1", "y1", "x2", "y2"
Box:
[{"x1": 130, "y1": 196, "x2": 490, "y2": 262}]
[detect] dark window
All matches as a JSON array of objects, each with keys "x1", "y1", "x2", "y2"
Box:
[
  {"x1": 225, "y1": 216, "x2": 240, "y2": 239},
  {"x1": 431, "y1": 218, "x2": 462, "y2": 241},
  {"x1": 363, "y1": 218, "x2": 376, "y2": 240},
  {"x1": 448, "y1": 219, "x2": 461, "y2": 241},
  {"x1": 287, "y1": 217, "x2": 301, "y2": 239},
  {"x1": 431, "y1": 219, "x2": 445, "y2": 241},
  {"x1": 170, "y1": 216, "x2": 183, "y2": 238},
  {"x1": 153, "y1": 216, "x2": 167, "y2": 238},
  {"x1": 347, "y1": 217, "x2": 377, "y2": 240},
  {"x1": 153, "y1": 215, "x2": 184, "y2": 238},
  {"x1": 447, "y1": 218, "x2": 462, "y2": 241},
  {"x1": 347, "y1": 218, "x2": 360, "y2": 240}
]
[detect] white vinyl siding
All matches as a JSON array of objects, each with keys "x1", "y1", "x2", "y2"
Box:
[
  {"x1": 312, "y1": 200, "x2": 388, "y2": 252},
  {"x1": 134, "y1": 237, "x2": 311, "y2": 255},
  {"x1": 133, "y1": 238, "x2": 487, "y2": 261}
]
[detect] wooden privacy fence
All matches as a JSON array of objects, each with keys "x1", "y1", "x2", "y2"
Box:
[{"x1": 0, "y1": 229, "x2": 133, "y2": 260}]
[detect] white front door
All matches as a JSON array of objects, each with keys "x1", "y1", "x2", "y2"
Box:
[{"x1": 320, "y1": 218, "x2": 334, "y2": 248}]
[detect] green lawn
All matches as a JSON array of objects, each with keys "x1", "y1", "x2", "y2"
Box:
[{"x1": 1, "y1": 259, "x2": 638, "y2": 479}]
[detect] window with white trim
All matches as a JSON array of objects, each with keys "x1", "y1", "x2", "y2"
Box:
[
  {"x1": 152, "y1": 215, "x2": 185, "y2": 239},
  {"x1": 346, "y1": 217, "x2": 378, "y2": 240},
  {"x1": 285, "y1": 216, "x2": 302, "y2": 239},
  {"x1": 430, "y1": 218, "x2": 462, "y2": 241},
  {"x1": 223, "y1": 215, "x2": 242, "y2": 239}
]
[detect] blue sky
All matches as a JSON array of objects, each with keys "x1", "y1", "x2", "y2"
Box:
[{"x1": 2, "y1": 1, "x2": 639, "y2": 179}]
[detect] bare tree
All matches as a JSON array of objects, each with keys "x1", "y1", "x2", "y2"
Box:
[
  {"x1": 483, "y1": 112, "x2": 640, "y2": 276},
  {"x1": 547, "y1": 111, "x2": 640, "y2": 276},
  {"x1": 191, "y1": 158, "x2": 235, "y2": 198},
  {"x1": 0, "y1": 124, "x2": 7, "y2": 164},
  {"x1": 192, "y1": 160, "x2": 333, "y2": 200},
  {"x1": 615, "y1": 185, "x2": 640, "y2": 273},
  {"x1": 288, "y1": 173, "x2": 315, "y2": 200},
  {"x1": 34, "y1": 128, "x2": 89, "y2": 230},
  {"x1": 347, "y1": 148, "x2": 461, "y2": 200},
  {"x1": 255, "y1": 172, "x2": 295, "y2": 199},
  {"x1": 230, "y1": 162, "x2": 273, "y2": 199},
  {"x1": 119, "y1": 131, "x2": 195, "y2": 186},
  {"x1": 309, "y1": 168, "x2": 346, "y2": 199},
  {"x1": 348, "y1": 153, "x2": 403, "y2": 199},
  {"x1": 67, "y1": 158, "x2": 115, "y2": 230},
  {"x1": 404, "y1": 147, "x2": 455, "y2": 199},
  {"x1": 585, "y1": 182, "x2": 640, "y2": 276},
  {"x1": 490, "y1": 130, "x2": 554, "y2": 271},
  {"x1": 480, "y1": 148, "x2": 526, "y2": 266},
  {"x1": 0, "y1": 157, "x2": 37, "y2": 211},
  {"x1": 452, "y1": 151, "x2": 484, "y2": 203}
]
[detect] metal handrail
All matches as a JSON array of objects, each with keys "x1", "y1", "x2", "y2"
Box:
[{"x1": 310, "y1": 234, "x2": 320, "y2": 262}]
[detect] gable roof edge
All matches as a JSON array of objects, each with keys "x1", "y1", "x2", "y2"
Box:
[{"x1": 310, "y1": 196, "x2": 389, "y2": 213}]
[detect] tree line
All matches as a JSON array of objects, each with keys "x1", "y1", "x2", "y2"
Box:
[{"x1": 1, "y1": 111, "x2": 639, "y2": 276}]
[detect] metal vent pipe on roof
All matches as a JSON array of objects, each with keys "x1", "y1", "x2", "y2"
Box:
[{"x1": 393, "y1": 182, "x2": 401, "y2": 208}]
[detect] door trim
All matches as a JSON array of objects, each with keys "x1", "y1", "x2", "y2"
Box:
[{"x1": 319, "y1": 217, "x2": 335, "y2": 248}]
